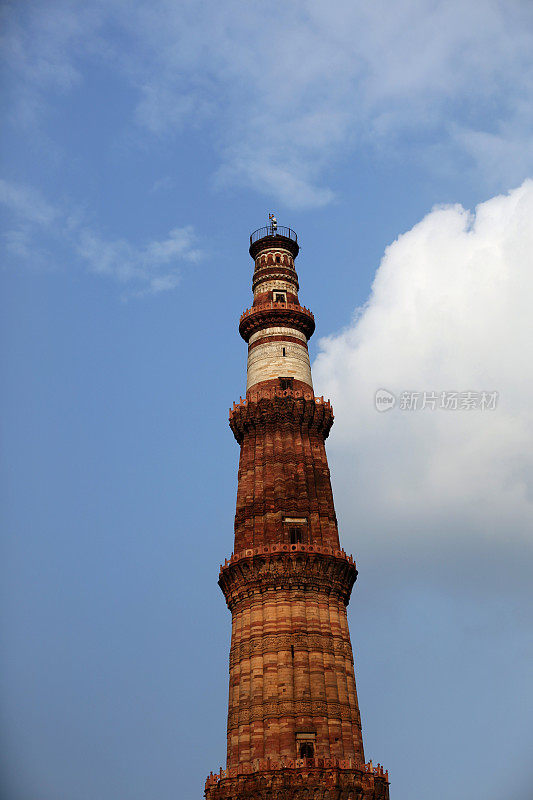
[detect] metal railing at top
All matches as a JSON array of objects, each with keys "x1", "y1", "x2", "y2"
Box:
[{"x1": 250, "y1": 225, "x2": 298, "y2": 245}]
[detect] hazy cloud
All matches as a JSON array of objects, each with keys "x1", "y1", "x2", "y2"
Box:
[
  {"x1": 0, "y1": 178, "x2": 59, "y2": 226},
  {"x1": 150, "y1": 176, "x2": 175, "y2": 194},
  {"x1": 0, "y1": 178, "x2": 202, "y2": 297},
  {"x1": 313, "y1": 180, "x2": 533, "y2": 586},
  {"x1": 2, "y1": 0, "x2": 532, "y2": 207}
]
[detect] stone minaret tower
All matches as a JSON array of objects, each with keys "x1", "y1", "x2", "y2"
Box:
[{"x1": 205, "y1": 224, "x2": 389, "y2": 800}]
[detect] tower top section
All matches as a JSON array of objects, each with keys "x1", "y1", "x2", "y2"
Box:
[
  {"x1": 241, "y1": 219, "x2": 312, "y2": 394},
  {"x1": 249, "y1": 223, "x2": 299, "y2": 260}
]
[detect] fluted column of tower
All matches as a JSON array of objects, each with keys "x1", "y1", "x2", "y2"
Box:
[{"x1": 205, "y1": 224, "x2": 389, "y2": 800}]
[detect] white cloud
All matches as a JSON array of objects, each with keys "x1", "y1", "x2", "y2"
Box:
[
  {"x1": 313, "y1": 181, "x2": 533, "y2": 582},
  {"x1": 2, "y1": 0, "x2": 532, "y2": 207},
  {"x1": 0, "y1": 179, "x2": 202, "y2": 297},
  {"x1": 144, "y1": 226, "x2": 202, "y2": 265}
]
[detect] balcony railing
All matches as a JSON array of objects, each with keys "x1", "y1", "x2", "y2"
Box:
[
  {"x1": 239, "y1": 301, "x2": 313, "y2": 323},
  {"x1": 205, "y1": 758, "x2": 389, "y2": 787},
  {"x1": 250, "y1": 225, "x2": 298, "y2": 245}
]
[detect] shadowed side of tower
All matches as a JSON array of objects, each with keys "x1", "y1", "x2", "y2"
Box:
[{"x1": 205, "y1": 224, "x2": 389, "y2": 800}]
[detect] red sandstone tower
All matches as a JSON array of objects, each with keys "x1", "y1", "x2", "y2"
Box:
[{"x1": 205, "y1": 223, "x2": 389, "y2": 800}]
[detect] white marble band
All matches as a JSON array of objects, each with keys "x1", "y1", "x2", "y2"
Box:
[{"x1": 247, "y1": 340, "x2": 313, "y2": 390}]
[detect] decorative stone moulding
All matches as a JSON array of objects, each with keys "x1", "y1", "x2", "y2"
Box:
[
  {"x1": 239, "y1": 303, "x2": 315, "y2": 342},
  {"x1": 218, "y1": 545, "x2": 358, "y2": 610},
  {"x1": 254, "y1": 251, "x2": 296, "y2": 268},
  {"x1": 252, "y1": 266, "x2": 299, "y2": 293},
  {"x1": 205, "y1": 758, "x2": 389, "y2": 800},
  {"x1": 232, "y1": 386, "x2": 327, "y2": 404},
  {"x1": 222, "y1": 542, "x2": 355, "y2": 568},
  {"x1": 229, "y1": 392, "x2": 333, "y2": 444}
]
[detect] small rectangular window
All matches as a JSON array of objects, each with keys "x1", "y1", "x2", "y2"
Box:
[
  {"x1": 296, "y1": 732, "x2": 316, "y2": 760},
  {"x1": 273, "y1": 292, "x2": 286, "y2": 303},
  {"x1": 299, "y1": 742, "x2": 314, "y2": 759},
  {"x1": 284, "y1": 516, "x2": 307, "y2": 545},
  {"x1": 278, "y1": 377, "x2": 293, "y2": 390},
  {"x1": 282, "y1": 347, "x2": 286, "y2": 357},
  {"x1": 290, "y1": 528, "x2": 302, "y2": 544}
]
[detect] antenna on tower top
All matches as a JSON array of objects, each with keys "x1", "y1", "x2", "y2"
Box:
[{"x1": 268, "y1": 213, "x2": 277, "y2": 235}]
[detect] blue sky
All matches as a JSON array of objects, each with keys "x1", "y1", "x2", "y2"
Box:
[{"x1": 1, "y1": 2, "x2": 532, "y2": 799}]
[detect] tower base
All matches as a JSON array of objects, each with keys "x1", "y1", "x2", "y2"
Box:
[{"x1": 205, "y1": 758, "x2": 389, "y2": 800}]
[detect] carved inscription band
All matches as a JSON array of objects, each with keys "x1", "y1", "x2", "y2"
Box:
[
  {"x1": 227, "y1": 698, "x2": 362, "y2": 730},
  {"x1": 229, "y1": 632, "x2": 354, "y2": 667}
]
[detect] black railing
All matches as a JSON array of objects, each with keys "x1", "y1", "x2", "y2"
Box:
[{"x1": 250, "y1": 225, "x2": 297, "y2": 245}]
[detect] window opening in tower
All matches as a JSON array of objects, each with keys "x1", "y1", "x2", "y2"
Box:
[
  {"x1": 279, "y1": 377, "x2": 293, "y2": 390},
  {"x1": 290, "y1": 528, "x2": 302, "y2": 544},
  {"x1": 299, "y1": 742, "x2": 314, "y2": 759}
]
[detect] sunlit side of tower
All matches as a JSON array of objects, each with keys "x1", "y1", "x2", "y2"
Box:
[{"x1": 205, "y1": 222, "x2": 389, "y2": 800}]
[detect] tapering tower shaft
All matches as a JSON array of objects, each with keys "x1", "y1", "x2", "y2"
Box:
[{"x1": 205, "y1": 225, "x2": 389, "y2": 800}]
